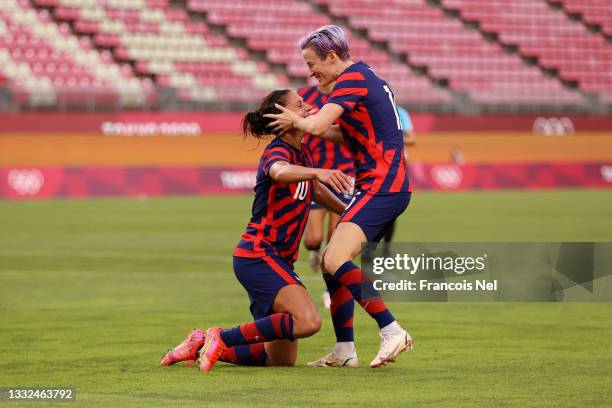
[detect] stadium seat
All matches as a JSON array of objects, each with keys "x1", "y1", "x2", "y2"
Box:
[
  {"x1": 48, "y1": 0, "x2": 289, "y2": 103},
  {"x1": 186, "y1": 0, "x2": 451, "y2": 105},
  {"x1": 316, "y1": 0, "x2": 585, "y2": 107},
  {"x1": 1, "y1": 0, "x2": 608, "y2": 109},
  {"x1": 556, "y1": 0, "x2": 612, "y2": 36},
  {"x1": 441, "y1": 0, "x2": 611, "y2": 103},
  {"x1": 0, "y1": 0, "x2": 154, "y2": 108}
]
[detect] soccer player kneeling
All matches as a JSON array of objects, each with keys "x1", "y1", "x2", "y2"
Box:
[{"x1": 160, "y1": 90, "x2": 351, "y2": 371}]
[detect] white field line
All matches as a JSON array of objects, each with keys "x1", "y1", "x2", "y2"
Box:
[
  {"x1": 0, "y1": 249, "x2": 318, "y2": 280},
  {"x1": 0, "y1": 248, "x2": 231, "y2": 263}
]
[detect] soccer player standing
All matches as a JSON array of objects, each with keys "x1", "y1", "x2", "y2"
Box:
[
  {"x1": 160, "y1": 90, "x2": 352, "y2": 371},
  {"x1": 266, "y1": 25, "x2": 413, "y2": 368}
]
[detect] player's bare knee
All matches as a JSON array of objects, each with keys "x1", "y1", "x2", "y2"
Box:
[
  {"x1": 322, "y1": 249, "x2": 345, "y2": 275},
  {"x1": 320, "y1": 249, "x2": 329, "y2": 274},
  {"x1": 294, "y1": 311, "x2": 321, "y2": 337},
  {"x1": 320, "y1": 258, "x2": 330, "y2": 275},
  {"x1": 302, "y1": 315, "x2": 321, "y2": 337},
  {"x1": 308, "y1": 312, "x2": 322, "y2": 335},
  {"x1": 304, "y1": 236, "x2": 322, "y2": 251}
]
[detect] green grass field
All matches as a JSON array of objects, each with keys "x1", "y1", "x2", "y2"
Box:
[{"x1": 1, "y1": 190, "x2": 611, "y2": 407}]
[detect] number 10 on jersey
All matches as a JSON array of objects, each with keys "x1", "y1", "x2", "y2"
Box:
[{"x1": 293, "y1": 181, "x2": 309, "y2": 200}]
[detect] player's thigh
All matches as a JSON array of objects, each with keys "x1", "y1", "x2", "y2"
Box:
[
  {"x1": 322, "y1": 221, "x2": 367, "y2": 273},
  {"x1": 304, "y1": 208, "x2": 326, "y2": 248},
  {"x1": 265, "y1": 339, "x2": 297, "y2": 366}
]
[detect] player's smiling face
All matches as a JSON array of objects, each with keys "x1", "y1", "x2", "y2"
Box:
[
  {"x1": 283, "y1": 91, "x2": 312, "y2": 118},
  {"x1": 302, "y1": 47, "x2": 338, "y2": 86}
]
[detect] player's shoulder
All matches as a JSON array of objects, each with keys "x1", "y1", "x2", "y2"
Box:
[
  {"x1": 263, "y1": 137, "x2": 292, "y2": 157},
  {"x1": 337, "y1": 61, "x2": 380, "y2": 87}
]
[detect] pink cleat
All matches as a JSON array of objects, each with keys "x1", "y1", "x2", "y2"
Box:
[
  {"x1": 160, "y1": 329, "x2": 205, "y2": 366},
  {"x1": 198, "y1": 327, "x2": 228, "y2": 372}
]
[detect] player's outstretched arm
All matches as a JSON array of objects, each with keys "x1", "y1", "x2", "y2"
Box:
[
  {"x1": 269, "y1": 161, "x2": 352, "y2": 195},
  {"x1": 265, "y1": 103, "x2": 344, "y2": 137},
  {"x1": 313, "y1": 182, "x2": 347, "y2": 215}
]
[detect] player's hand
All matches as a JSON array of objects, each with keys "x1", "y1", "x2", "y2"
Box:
[
  {"x1": 315, "y1": 169, "x2": 353, "y2": 195},
  {"x1": 264, "y1": 104, "x2": 299, "y2": 135}
]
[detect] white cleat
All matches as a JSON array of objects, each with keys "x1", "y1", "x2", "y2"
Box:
[
  {"x1": 308, "y1": 249, "x2": 321, "y2": 273},
  {"x1": 370, "y1": 330, "x2": 413, "y2": 368},
  {"x1": 307, "y1": 351, "x2": 359, "y2": 368}
]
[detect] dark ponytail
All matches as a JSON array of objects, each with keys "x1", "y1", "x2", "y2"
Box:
[{"x1": 242, "y1": 89, "x2": 291, "y2": 139}]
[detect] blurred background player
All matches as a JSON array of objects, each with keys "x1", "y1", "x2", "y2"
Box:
[
  {"x1": 398, "y1": 105, "x2": 416, "y2": 147},
  {"x1": 160, "y1": 89, "x2": 351, "y2": 371},
  {"x1": 299, "y1": 82, "x2": 355, "y2": 309},
  {"x1": 267, "y1": 25, "x2": 413, "y2": 368}
]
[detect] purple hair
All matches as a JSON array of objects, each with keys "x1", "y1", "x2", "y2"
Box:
[{"x1": 299, "y1": 25, "x2": 350, "y2": 61}]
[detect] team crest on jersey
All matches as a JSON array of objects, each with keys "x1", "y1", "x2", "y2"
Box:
[{"x1": 291, "y1": 181, "x2": 309, "y2": 201}]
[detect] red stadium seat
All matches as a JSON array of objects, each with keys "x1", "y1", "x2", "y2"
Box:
[
  {"x1": 441, "y1": 0, "x2": 611, "y2": 102},
  {"x1": 1, "y1": 0, "x2": 606, "y2": 109},
  {"x1": 186, "y1": 0, "x2": 450, "y2": 105}
]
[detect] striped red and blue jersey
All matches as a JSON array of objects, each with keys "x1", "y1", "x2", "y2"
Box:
[
  {"x1": 327, "y1": 61, "x2": 410, "y2": 193},
  {"x1": 298, "y1": 86, "x2": 355, "y2": 177},
  {"x1": 234, "y1": 137, "x2": 314, "y2": 265}
]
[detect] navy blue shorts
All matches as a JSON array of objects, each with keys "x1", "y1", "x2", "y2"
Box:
[
  {"x1": 233, "y1": 255, "x2": 304, "y2": 320},
  {"x1": 339, "y1": 191, "x2": 411, "y2": 242}
]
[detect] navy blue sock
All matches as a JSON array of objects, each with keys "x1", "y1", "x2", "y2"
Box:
[
  {"x1": 220, "y1": 313, "x2": 294, "y2": 347},
  {"x1": 324, "y1": 273, "x2": 355, "y2": 342}
]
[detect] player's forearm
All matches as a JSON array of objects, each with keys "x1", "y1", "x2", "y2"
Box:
[
  {"x1": 313, "y1": 182, "x2": 346, "y2": 215},
  {"x1": 292, "y1": 103, "x2": 343, "y2": 137},
  {"x1": 293, "y1": 115, "x2": 331, "y2": 137},
  {"x1": 270, "y1": 163, "x2": 319, "y2": 184}
]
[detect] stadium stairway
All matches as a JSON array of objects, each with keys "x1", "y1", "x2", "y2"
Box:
[
  {"x1": 547, "y1": 0, "x2": 612, "y2": 41},
  {"x1": 434, "y1": 0, "x2": 610, "y2": 112}
]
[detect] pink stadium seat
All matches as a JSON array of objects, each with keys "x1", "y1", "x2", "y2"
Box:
[
  {"x1": 559, "y1": 0, "x2": 612, "y2": 35},
  {"x1": 313, "y1": 0, "x2": 587, "y2": 106},
  {"x1": 0, "y1": 0, "x2": 155, "y2": 108},
  {"x1": 441, "y1": 0, "x2": 611, "y2": 102},
  {"x1": 35, "y1": 0, "x2": 291, "y2": 104},
  {"x1": 1, "y1": 0, "x2": 607, "y2": 109},
  {"x1": 187, "y1": 0, "x2": 451, "y2": 105}
]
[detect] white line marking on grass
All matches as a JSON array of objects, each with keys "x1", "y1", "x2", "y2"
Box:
[
  {"x1": 0, "y1": 249, "x2": 231, "y2": 263},
  {"x1": 0, "y1": 249, "x2": 316, "y2": 279}
]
